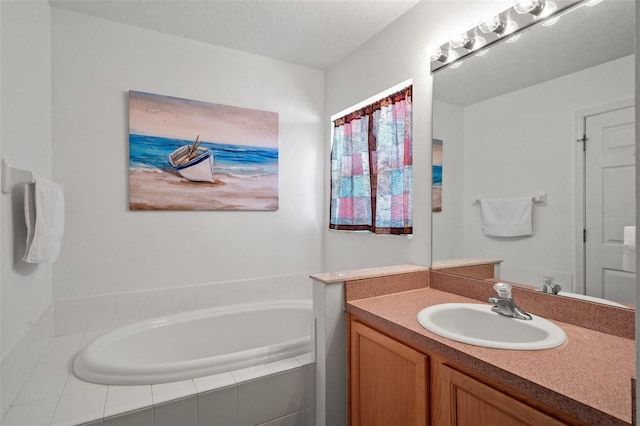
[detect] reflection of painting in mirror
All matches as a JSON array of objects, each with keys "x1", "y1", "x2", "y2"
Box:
[
  {"x1": 431, "y1": 1, "x2": 635, "y2": 307},
  {"x1": 432, "y1": 139, "x2": 442, "y2": 212}
]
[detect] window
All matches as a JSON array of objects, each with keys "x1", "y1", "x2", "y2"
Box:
[{"x1": 330, "y1": 85, "x2": 413, "y2": 235}]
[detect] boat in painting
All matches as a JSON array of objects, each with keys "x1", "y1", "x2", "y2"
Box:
[{"x1": 169, "y1": 144, "x2": 215, "y2": 183}]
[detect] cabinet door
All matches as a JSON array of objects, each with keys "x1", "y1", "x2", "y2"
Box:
[
  {"x1": 434, "y1": 363, "x2": 567, "y2": 426},
  {"x1": 349, "y1": 320, "x2": 428, "y2": 426}
]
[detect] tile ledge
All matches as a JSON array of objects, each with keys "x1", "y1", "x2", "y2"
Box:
[
  {"x1": 310, "y1": 264, "x2": 429, "y2": 284},
  {"x1": 431, "y1": 258, "x2": 502, "y2": 269}
]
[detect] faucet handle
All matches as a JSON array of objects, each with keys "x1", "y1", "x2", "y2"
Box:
[
  {"x1": 493, "y1": 282, "x2": 512, "y2": 298},
  {"x1": 540, "y1": 276, "x2": 562, "y2": 294}
]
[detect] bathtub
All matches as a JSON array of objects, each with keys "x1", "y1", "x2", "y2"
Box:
[{"x1": 73, "y1": 299, "x2": 312, "y2": 385}]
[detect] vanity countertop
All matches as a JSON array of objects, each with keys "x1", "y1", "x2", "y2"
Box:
[
  {"x1": 346, "y1": 287, "x2": 635, "y2": 425},
  {"x1": 430, "y1": 258, "x2": 502, "y2": 269}
]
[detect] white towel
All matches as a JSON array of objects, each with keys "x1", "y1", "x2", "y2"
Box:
[
  {"x1": 23, "y1": 176, "x2": 65, "y2": 263},
  {"x1": 480, "y1": 197, "x2": 533, "y2": 237},
  {"x1": 623, "y1": 226, "x2": 636, "y2": 272}
]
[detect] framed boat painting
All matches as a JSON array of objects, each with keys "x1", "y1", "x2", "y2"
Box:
[
  {"x1": 128, "y1": 90, "x2": 279, "y2": 211},
  {"x1": 432, "y1": 139, "x2": 442, "y2": 212}
]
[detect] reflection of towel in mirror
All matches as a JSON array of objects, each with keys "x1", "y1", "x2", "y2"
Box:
[
  {"x1": 623, "y1": 226, "x2": 636, "y2": 272},
  {"x1": 23, "y1": 176, "x2": 65, "y2": 263},
  {"x1": 480, "y1": 197, "x2": 533, "y2": 237}
]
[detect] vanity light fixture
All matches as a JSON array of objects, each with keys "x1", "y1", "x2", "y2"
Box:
[
  {"x1": 449, "y1": 32, "x2": 472, "y2": 50},
  {"x1": 501, "y1": 20, "x2": 520, "y2": 36},
  {"x1": 538, "y1": 1, "x2": 558, "y2": 18},
  {"x1": 427, "y1": 45, "x2": 460, "y2": 64},
  {"x1": 478, "y1": 15, "x2": 506, "y2": 35},
  {"x1": 449, "y1": 32, "x2": 487, "y2": 52},
  {"x1": 428, "y1": 45, "x2": 448, "y2": 62},
  {"x1": 540, "y1": 2, "x2": 560, "y2": 26},
  {"x1": 505, "y1": 33, "x2": 522, "y2": 44},
  {"x1": 449, "y1": 32, "x2": 474, "y2": 50},
  {"x1": 478, "y1": 16, "x2": 519, "y2": 39},
  {"x1": 514, "y1": 0, "x2": 547, "y2": 16},
  {"x1": 447, "y1": 50, "x2": 461, "y2": 62},
  {"x1": 429, "y1": 0, "x2": 586, "y2": 73}
]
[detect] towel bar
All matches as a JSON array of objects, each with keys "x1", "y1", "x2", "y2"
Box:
[
  {"x1": 473, "y1": 192, "x2": 547, "y2": 206},
  {"x1": 1, "y1": 159, "x2": 34, "y2": 194}
]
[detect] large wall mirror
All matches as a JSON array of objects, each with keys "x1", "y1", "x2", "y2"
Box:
[{"x1": 432, "y1": 0, "x2": 636, "y2": 308}]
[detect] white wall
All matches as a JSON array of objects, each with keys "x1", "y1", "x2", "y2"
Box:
[
  {"x1": 457, "y1": 55, "x2": 633, "y2": 289},
  {"x1": 432, "y1": 100, "x2": 465, "y2": 261},
  {"x1": 51, "y1": 8, "x2": 324, "y2": 300},
  {"x1": 323, "y1": 0, "x2": 512, "y2": 272},
  {"x1": 634, "y1": 0, "x2": 639, "y2": 417},
  {"x1": 0, "y1": 1, "x2": 55, "y2": 415},
  {"x1": 0, "y1": 0, "x2": 53, "y2": 359}
]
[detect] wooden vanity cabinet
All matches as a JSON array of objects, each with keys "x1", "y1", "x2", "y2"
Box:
[
  {"x1": 432, "y1": 361, "x2": 567, "y2": 425},
  {"x1": 348, "y1": 316, "x2": 578, "y2": 426},
  {"x1": 349, "y1": 319, "x2": 428, "y2": 426}
]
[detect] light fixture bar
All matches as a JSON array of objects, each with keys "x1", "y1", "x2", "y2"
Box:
[{"x1": 430, "y1": 0, "x2": 583, "y2": 73}]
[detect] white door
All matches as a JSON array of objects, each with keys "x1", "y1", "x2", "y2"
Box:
[{"x1": 584, "y1": 105, "x2": 635, "y2": 304}]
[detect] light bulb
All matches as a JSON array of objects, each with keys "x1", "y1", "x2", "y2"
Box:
[
  {"x1": 538, "y1": 0, "x2": 557, "y2": 18},
  {"x1": 449, "y1": 32, "x2": 473, "y2": 50},
  {"x1": 501, "y1": 20, "x2": 519, "y2": 36},
  {"x1": 540, "y1": 1, "x2": 559, "y2": 26},
  {"x1": 514, "y1": 0, "x2": 547, "y2": 16},
  {"x1": 478, "y1": 15, "x2": 506, "y2": 34},
  {"x1": 445, "y1": 49, "x2": 460, "y2": 64},
  {"x1": 427, "y1": 45, "x2": 447, "y2": 62},
  {"x1": 472, "y1": 36, "x2": 486, "y2": 51}
]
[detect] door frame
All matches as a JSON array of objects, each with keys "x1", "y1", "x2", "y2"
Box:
[{"x1": 574, "y1": 98, "x2": 634, "y2": 296}]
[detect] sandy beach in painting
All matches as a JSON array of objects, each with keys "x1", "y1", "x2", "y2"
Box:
[
  {"x1": 432, "y1": 186, "x2": 442, "y2": 212},
  {"x1": 130, "y1": 169, "x2": 278, "y2": 211}
]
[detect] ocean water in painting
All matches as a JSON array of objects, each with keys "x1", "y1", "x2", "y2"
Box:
[
  {"x1": 129, "y1": 134, "x2": 278, "y2": 176},
  {"x1": 432, "y1": 164, "x2": 442, "y2": 186}
]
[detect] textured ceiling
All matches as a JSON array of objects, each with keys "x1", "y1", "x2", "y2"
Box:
[{"x1": 49, "y1": 0, "x2": 421, "y2": 70}]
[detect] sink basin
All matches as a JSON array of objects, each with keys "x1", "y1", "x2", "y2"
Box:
[{"x1": 416, "y1": 303, "x2": 567, "y2": 350}]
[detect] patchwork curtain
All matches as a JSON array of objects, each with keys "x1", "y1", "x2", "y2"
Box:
[{"x1": 330, "y1": 85, "x2": 413, "y2": 235}]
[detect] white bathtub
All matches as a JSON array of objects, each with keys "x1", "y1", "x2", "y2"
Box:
[{"x1": 73, "y1": 299, "x2": 312, "y2": 385}]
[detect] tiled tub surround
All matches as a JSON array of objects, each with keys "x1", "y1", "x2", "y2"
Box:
[
  {"x1": 54, "y1": 273, "x2": 312, "y2": 336},
  {"x1": 1, "y1": 305, "x2": 55, "y2": 419},
  {"x1": 1, "y1": 273, "x2": 315, "y2": 425},
  {"x1": 1, "y1": 328, "x2": 316, "y2": 426},
  {"x1": 342, "y1": 267, "x2": 635, "y2": 425}
]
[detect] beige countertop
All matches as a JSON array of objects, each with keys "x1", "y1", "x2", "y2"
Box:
[
  {"x1": 431, "y1": 258, "x2": 502, "y2": 269},
  {"x1": 346, "y1": 287, "x2": 635, "y2": 425},
  {"x1": 310, "y1": 264, "x2": 429, "y2": 284}
]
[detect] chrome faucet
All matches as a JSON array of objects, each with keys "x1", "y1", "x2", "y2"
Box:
[
  {"x1": 488, "y1": 283, "x2": 532, "y2": 321},
  {"x1": 539, "y1": 276, "x2": 561, "y2": 295}
]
